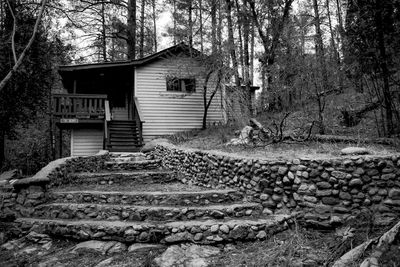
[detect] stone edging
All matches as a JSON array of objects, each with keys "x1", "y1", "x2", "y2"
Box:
[{"x1": 11, "y1": 150, "x2": 109, "y2": 188}]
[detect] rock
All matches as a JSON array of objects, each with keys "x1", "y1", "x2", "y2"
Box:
[
  {"x1": 278, "y1": 167, "x2": 288, "y2": 175},
  {"x1": 303, "y1": 196, "x2": 318, "y2": 203},
  {"x1": 331, "y1": 171, "x2": 347, "y2": 179},
  {"x1": 141, "y1": 138, "x2": 170, "y2": 153},
  {"x1": 316, "y1": 182, "x2": 331, "y2": 189},
  {"x1": 210, "y1": 225, "x2": 219, "y2": 233},
  {"x1": 107, "y1": 242, "x2": 126, "y2": 254},
  {"x1": 194, "y1": 233, "x2": 203, "y2": 241},
  {"x1": 321, "y1": 197, "x2": 340, "y2": 205},
  {"x1": 227, "y1": 126, "x2": 253, "y2": 145},
  {"x1": 71, "y1": 240, "x2": 117, "y2": 255},
  {"x1": 340, "y1": 147, "x2": 371, "y2": 155},
  {"x1": 229, "y1": 225, "x2": 248, "y2": 240},
  {"x1": 128, "y1": 243, "x2": 165, "y2": 252},
  {"x1": 95, "y1": 257, "x2": 114, "y2": 267},
  {"x1": 316, "y1": 190, "x2": 332, "y2": 197},
  {"x1": 219, "y1": 225, "x2": 230, "y2": 234},
  {"x1": 164, "y1": 232, "x2": 189, "y2": 243},
  {"x1": 349, "y1": 178, "x2": 363, "y2": 187},
  {"x1": 389, "y1": 189, "x2": 400, "y2": 200},
  {"x1": 339, "y1": 192, "x2": 352, "y2": 200},
  {"x1": 256, "y1": 231, "x2": 267, "y2": 240},
  {"x1": 154, "y1": 244, "x2": 220, "y2": 267}
]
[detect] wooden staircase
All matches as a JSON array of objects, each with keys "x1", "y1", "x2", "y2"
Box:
[{"x1": 107, "y1": 120, "x2": 142, "y2": 152}]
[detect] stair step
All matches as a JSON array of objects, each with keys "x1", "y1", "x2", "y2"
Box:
[
  {"x1": 109, "y1": 128, "x2": 138, "y2": 132},
  {"x1": 50, "y1": 188, "x2": 244, "y2": 206},
  {"x1": 109, "y1": 122, "x2": 136, "y2": 125},
  {"x1": 109, "y1": 135, "x2": 139, "y2": 139},
  {"x1": 65, "y1": 170, "x2": 176, "y2": 185},
  {"x1": 104, "y1": 159, "x2": 161, "y2": 170},
  {"x1": 16, "y1": 214, "x2": 291, "y2": 243},
  {"x1": 108, "y1": 148, "x2": 141, "y2": 153},
  {"x1": 33, "y1": 202, "x2": 263, "y2": 222},
  {"x1": 110, "y1": 142, "x2": 141, "y2": 146}
]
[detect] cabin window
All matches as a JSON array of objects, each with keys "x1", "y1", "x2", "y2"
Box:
[{"x1": 166, "y1": 77, "x2": 196, "y2": 93}]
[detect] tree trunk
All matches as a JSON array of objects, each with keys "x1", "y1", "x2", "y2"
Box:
[
  {"x1": 0, "y1": 130, "x2": 4, "y2": 169},
  {"x1": 173, "y1": 0, "x2": 176, "y2": 45},
  {"x1": 188, "y1": 0, "x2": 193, "y2": 47},
  {"x1": 235, "y1": 0, "x2": 244, "y2": 80},
  {"x1": 152, "y1": 0, "x2": 157, "y2": 52},
  {"x1": 241, "y1": 0, "x2": 251, "y2": 112},
  {"x1": 375, "y1": 5, "x2": 394, "y2": 136},
  {"x1": 248, "y1": 0, "x2": 293, "y2": 111},
  {"x1": 139, "y1": 0, "x2": 145, "y2": 58},
  {"x1": 199, "y1": 0, "x2": 203, "y2": 52},
  {"x1": 225, "y1": 0, "x2": 240, "y2": 86},
  {"x1": 326, "y1": 0, "x2": 343, "y2": 92},
  {"x1": 211, "y1": 0, "x2": 217, "y2": 54},
  {"x1": 100, "y1": 2, "x2": 107, "y2": 61},
  {"x1": 313, "y1": 0, "x2": 329, "y2": 92},
  {"x1": 250, "y1": 18, "x2": 254, "y2": 84},
  {"x1": 127, "y1": 0, "x2": 137, "y2": 60},
  {"x1": 217, "y1": 0, "x2": 222, "y2": 52}
]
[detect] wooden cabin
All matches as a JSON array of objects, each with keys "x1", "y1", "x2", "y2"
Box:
[{"x1": 53, "y1": 43, "x2": 226, "y2": 156}]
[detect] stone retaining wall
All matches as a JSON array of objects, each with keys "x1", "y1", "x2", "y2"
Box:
[
  {"x1": 0, "y1": 154, "x2": 110, "y2": 218},
  {"x1": 152, "y1": 143, "x2": 400, "y2": 226}
]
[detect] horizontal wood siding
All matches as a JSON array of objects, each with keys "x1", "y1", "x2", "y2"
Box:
[
  {"x1": 71, "y1": 128, "x2": 104, "y2": 156},
  {"x1": 135, "y1": 57, "x2": 225, "y2": 142}
]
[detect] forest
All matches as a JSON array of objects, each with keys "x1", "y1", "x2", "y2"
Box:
[{"x1": 0, "y1": 0, "x2": 400, "y2": 174}]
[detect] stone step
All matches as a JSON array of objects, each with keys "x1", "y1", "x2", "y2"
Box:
[
  {"x1": 32, "y1": 202, "x2": 263, "y2": 222},
  {"x1": 16, "y1": 214, "x2": 291, "y2": 244},
  {"x1": 49, "y1": 189, "x2": 244, "y2": 206},
  {"x1": 65, "y1": 170, "x2": 176, "y2": 186},
  {"x1": 104, "y1": 159, "x2": 161, "y2": 171}
]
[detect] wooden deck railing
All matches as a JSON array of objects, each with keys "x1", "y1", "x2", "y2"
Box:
[{"x1": 52, "y1": 94, "x2": 107, "y2": 119}]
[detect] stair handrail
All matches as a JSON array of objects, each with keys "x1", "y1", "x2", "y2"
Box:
[
  {"x1": 133, "y1": 97, "x2": 144, "y2": 146},
  {"x1": 104, "y1": 100, "x2": 111, "y2": 149}
]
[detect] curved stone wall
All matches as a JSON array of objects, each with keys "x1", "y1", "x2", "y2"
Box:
[{"x1": 152, "y1": 143, "x2": 400, "y2": 226}]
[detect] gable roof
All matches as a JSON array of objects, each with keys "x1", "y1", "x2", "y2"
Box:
[{"x1": 59, "y1": 43, "x2": 202, "y2": 73}]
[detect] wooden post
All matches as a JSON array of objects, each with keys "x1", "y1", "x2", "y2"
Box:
[
  {"x1": 59, "y1": 128, "x2": 62, "y2": 158},
  {"x1": 73, "y1": 79, "x2": 77, "y2": 94}
]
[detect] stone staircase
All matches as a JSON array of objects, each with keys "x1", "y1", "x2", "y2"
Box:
[{"x1": 15, "y1": 153, "x2": 291, "y2": 244}]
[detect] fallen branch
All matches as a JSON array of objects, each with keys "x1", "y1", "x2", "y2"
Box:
[
  {"x1": 360, "y1": 220, "x2": 400, "y2": 267},
  {"x1": 332, "y1": 220, "x2": 400, "y2": 267},
  {"x1": 332, "y1": 238, "x2": 378, "y2": 267}
]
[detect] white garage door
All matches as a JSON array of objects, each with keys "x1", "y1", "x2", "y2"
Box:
[{"x1": 71, "y1": 128, "x2": 104, "y2": 157}]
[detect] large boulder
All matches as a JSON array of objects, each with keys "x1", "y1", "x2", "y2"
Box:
[
  {"x1": 154, "y1": 244, "x2": 220, "y2": 267},
  {"x1": 340, "y1": 147, "x2": 371, "y2": 155}
]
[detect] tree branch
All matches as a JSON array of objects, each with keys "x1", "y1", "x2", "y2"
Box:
[
  {"x1": 6, "y1": 0, "x2": 17, "y2": 64},
  {"x1": 0, "y1": 0, "x2": 48, "y2": 92}
]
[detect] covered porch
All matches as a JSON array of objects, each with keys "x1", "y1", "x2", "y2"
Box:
[{"x1": 52, "y1": 62, "x2": 144, "y2": 156}]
